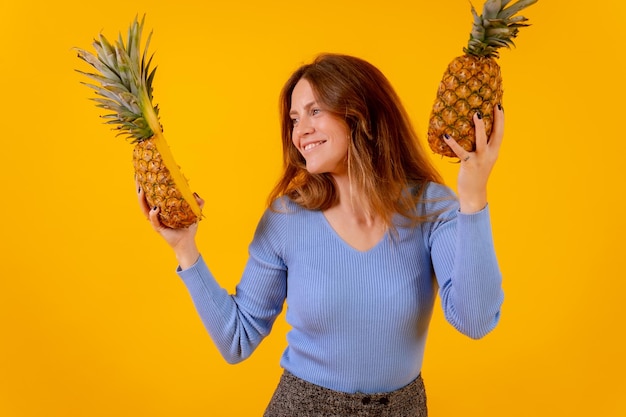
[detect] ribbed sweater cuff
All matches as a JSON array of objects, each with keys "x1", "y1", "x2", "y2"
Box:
[
  {"x1": 177, "y1": 255, "x2": 223, "y2": 298},
  {"x1": 456, "y1": 203, "x2": 491, "y2": 231}
]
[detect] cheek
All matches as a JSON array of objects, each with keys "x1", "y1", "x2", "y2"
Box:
[
  {"x1": 337, "y1": 127, "x2": 351, "y2": 151},
  {"x1": 289, "y1": 134, "x2": 304, "y2": 160},
  {"x1": 291, "y1": 134, "x2": 301, "y2": 155}
]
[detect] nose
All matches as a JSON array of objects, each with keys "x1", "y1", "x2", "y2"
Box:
[{"x1": 294, "y1": 115, "x2": 314, "y2": 139}]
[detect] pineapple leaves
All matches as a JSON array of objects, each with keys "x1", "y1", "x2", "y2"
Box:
[
  {"x1": 75, "y1": 14, "x2": 159, "y2": 141},
  {"x1": 483, "y1": 0, "x2": 501, "y2": 20},
  {"x1": 75, "y1": 69, "x2": 114, "y2": 88},
  {"x1": 75, "y1": 48, "x2": 118, "y2": 82},
  {"x1": 93, "y1": 35, "x2": 120, "y2": 79},
  {"x1": 146, "y1": 65, "x2": 158, "y2": 101},
  {"x1": 466, "y1": 0, "x2": 537, "y2": 57},
  {"x1": 470, "y1": 5, "x2": 486, "y2": 42},
  {"x1": 499, "y1": 0, "x2": 538, "y2": 20}
]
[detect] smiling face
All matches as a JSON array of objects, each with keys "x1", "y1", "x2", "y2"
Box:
[{"x1": 289, "y1": 78, "x2": 350, "y2": 176}]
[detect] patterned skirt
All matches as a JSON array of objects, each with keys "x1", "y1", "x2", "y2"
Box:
[{"x1": 263, "y1": 371, "x2": 428, "y2": 417}]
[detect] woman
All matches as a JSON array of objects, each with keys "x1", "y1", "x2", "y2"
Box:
[{"x1": 138, "y1": 53, "x2": 504, "y2": 416}]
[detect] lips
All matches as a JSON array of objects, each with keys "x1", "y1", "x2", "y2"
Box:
[{"x1": 303, "y1": 140, "x2": 326, "y2": 151}]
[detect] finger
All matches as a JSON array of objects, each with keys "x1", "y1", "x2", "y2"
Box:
[
  {"x1": 193, "y1": 192, "x2": 205, "y2": 210},
  {"x1": 136, "y1": 182, "x2": 151, "y2": 217},
  {"x1": 489, "y1": 104, "x2": 505, "y2": 152},
  {"x1": 443, "y1": 134, "x2": 471, "y2": 161},
  {"x1": 148, "y1": 205, "x2": 164, "y2": 230},
  {"x1": 474, "y1": 111, "x2": 488, "y2": 152}
]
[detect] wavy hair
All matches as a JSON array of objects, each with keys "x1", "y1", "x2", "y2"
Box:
[{"x1": 268, "y1": 53, "x2": 444, "y2": 228}]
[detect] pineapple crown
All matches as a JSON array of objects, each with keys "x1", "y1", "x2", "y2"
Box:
[
  {"x1": 75, "y1": 15, "x2": 160, "y2": 143},
  {"x1": 464, "y1": 0, "x2": 538, "y2": 58}
]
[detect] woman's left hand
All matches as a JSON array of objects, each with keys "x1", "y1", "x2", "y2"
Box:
[{"x1": 444, "y1": 104, "x2": 505, "y2": 213}]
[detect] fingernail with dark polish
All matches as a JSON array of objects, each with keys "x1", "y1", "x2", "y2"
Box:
[
  {"x1": 443, "y1": 134, "x2": 451, "y2": 140},
  {"x1": 193, "y1": 192, "x2": 200, "y2": 198},
  {"x1": 476, "y1": 111, "x2": 483, "y2": 119},
  {"x1": 152, "y1": 206, "x2": 157, "y2": 211},
  {"x1": 497, "y1": 103, "x2": 503, "y2": 111}
]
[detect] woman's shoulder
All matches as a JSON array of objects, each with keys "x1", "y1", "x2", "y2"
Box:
[
  {"x1": 267, "y1": 196, "x2": 307, "y2": 215},
  {"x1": 414, "y1": 181, "x2": 459, "y2": 217},
  {"x1": 421, "y1": 181, "x2": 456, "y2": 199},
  {"x1": 253, "y1": 197, "x2": 311, "y2": 254},
  {"x1": 261, "y1": 196, "x2": 312, "y2": 229}
]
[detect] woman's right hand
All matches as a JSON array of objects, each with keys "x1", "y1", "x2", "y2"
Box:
[{"x1": 137, "y1": 182, "x2": 204, "y2": 269}]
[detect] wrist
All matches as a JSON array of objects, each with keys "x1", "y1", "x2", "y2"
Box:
[
  {"x1": 458, "y1": 192, "x2": 487, "y2": 214},
  {"x1": 174, "y1": 243, "x2": 200, "y2": 270}
]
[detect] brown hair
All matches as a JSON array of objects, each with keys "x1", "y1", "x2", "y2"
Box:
[{"x1": 268, "y1": 53, "x2": 444, "y2": 228}]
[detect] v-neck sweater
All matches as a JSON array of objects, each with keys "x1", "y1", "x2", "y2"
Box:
[{"x1": 178, "y1": 182, "x2": 504, "y2": 394}]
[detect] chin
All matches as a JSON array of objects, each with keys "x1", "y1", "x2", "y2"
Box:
[
  {"x1": 305, "y1": 167, "x2": 324, "y2": 175},
  {"x1": 303, "y1": 161, "x2": 322, "y2": 174}
]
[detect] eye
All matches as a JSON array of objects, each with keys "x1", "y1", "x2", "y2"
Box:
[
  {"x1": 291, "y1": 117, "x2": 299, "y2": 126},
  {"x1": 311, "y1": 108, "x2": 321, "y2": 116}
]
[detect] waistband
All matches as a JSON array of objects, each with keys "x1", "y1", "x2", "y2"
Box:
[{"x1": 264, "y1": 370, "x2": 428, "y2": 417}]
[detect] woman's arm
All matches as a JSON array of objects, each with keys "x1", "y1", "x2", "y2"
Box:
[
  {"x1": 137, "y1": 188, "x2": 288, "y2": 363},
  {"x1": 429, "y1": 105, "x2": 506, "y2": 338},
  {"x1": 178, "y1": 251, "x2": 287, "y2": 364},
  {"x1": 429, "y1": 204, "x2": 504, "y2": 339}
]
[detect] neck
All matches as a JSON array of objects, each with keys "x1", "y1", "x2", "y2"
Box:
[{"x1": 331, "y1": 174, "x2": 377, "y2": 226}]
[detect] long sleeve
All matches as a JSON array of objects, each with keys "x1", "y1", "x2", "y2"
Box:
[
  {"x1": 427, "y1": 188, "x2": 504, "y2": 339},
  {"x1": 177, "y1": 208, "x2": 288, "y2": 364}
]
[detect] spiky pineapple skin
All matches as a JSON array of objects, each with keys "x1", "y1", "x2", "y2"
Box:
[
  {"x1": 428, "y1": 55, "x2": 502, "y2": 158},
  {"x1": 133, "y1": 139, "x2": 197, "y2": 228}
]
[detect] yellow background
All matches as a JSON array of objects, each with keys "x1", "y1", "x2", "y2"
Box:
[{"x1": 1, "y1": 1, "x2": 624, "y2": 416}]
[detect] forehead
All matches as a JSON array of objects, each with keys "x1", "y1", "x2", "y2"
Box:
[{"x1": 292, "y1": 78, "x2": 315, "y2": 100}]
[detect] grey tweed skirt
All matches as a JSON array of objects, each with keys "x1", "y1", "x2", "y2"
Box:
[{"x1": 263, "y1": 371, "x2": 428, "y2": 417}]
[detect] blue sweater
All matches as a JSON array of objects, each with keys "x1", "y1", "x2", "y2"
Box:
[{"x1": 178, "y1": 182, "x2": 503, "y2": 394}]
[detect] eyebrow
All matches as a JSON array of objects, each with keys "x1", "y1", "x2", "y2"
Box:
[{"x1": 289, "y1": 101, "x2": 317, "y2": 117}]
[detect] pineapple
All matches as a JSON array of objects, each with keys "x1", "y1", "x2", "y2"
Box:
[
  {"x1": 428, "y1": 0, "x2": 537, "y2": 158},
  {"x1": 75, "y1": 16, "x2": 201, "y2": 228}
]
